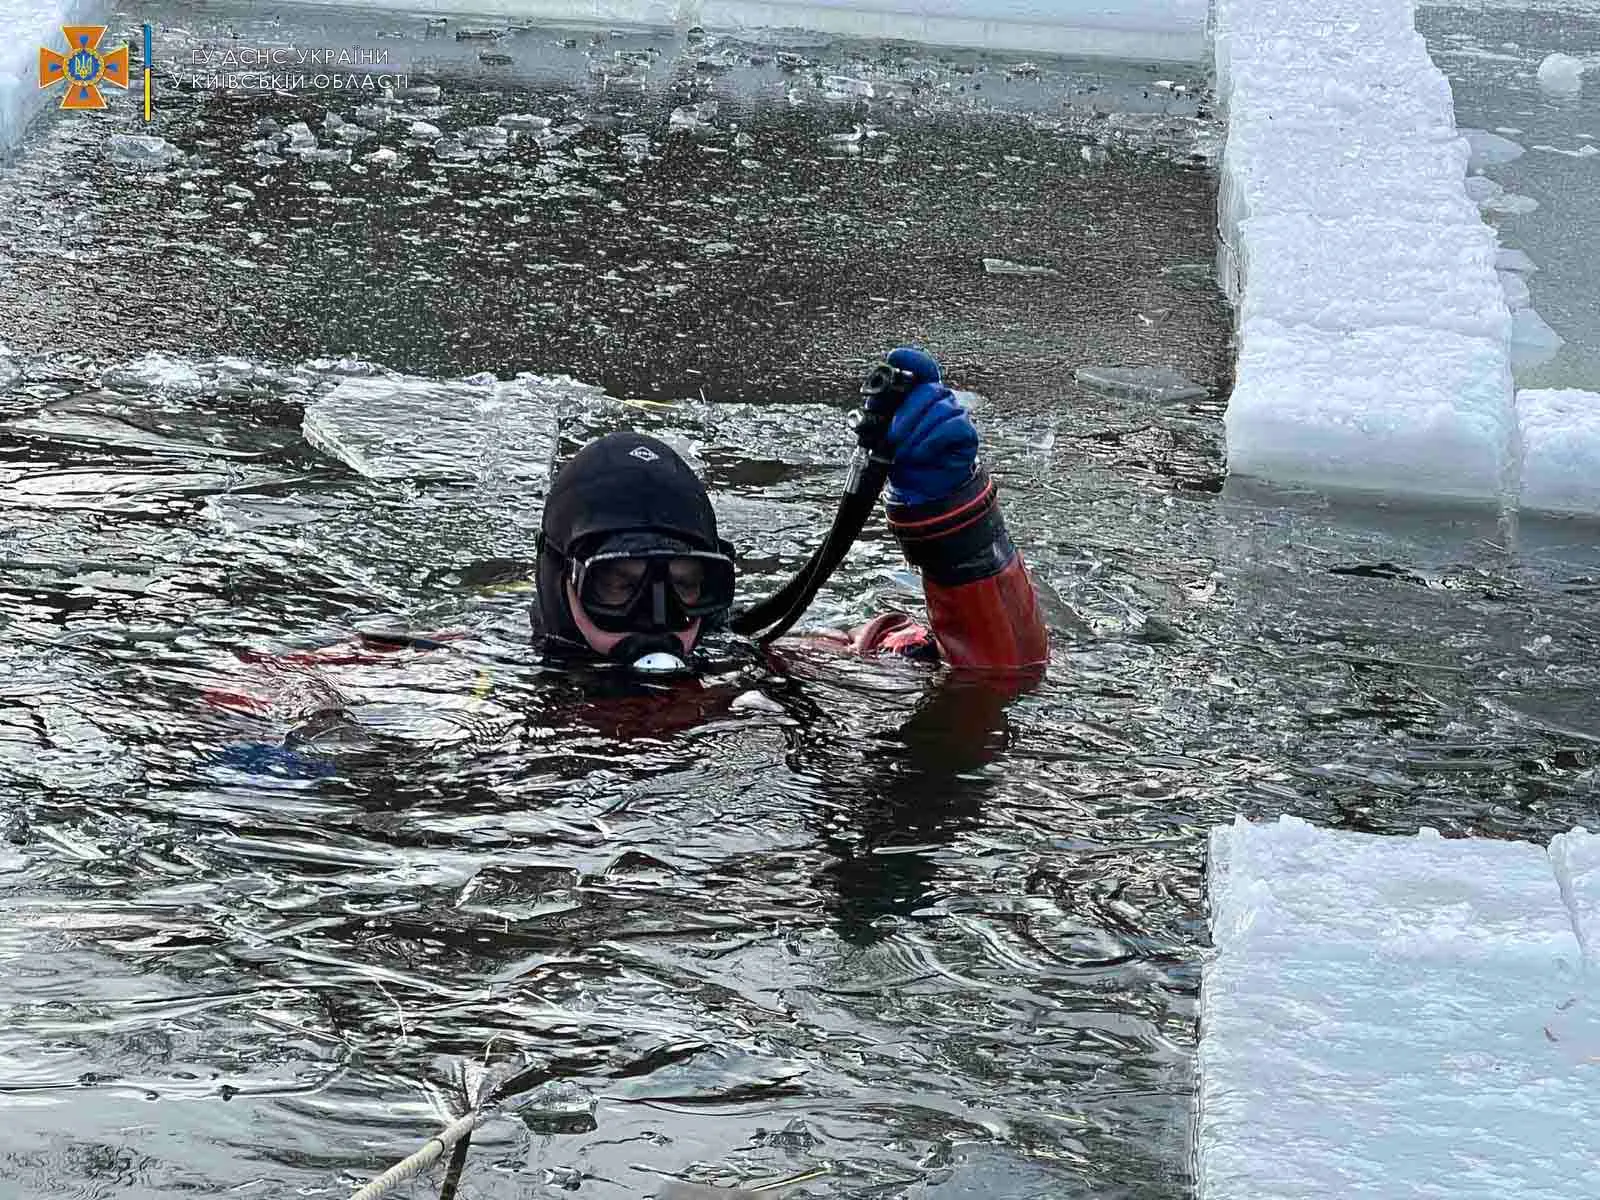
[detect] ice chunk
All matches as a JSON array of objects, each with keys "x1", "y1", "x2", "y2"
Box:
[
  {"x1": 461, "y1": 124, "x2": 509, "y2": 149},
  {"x1": 982, "y1": 258, "x2": 1059, "y2": 277},
  {"x1": 1463, "y1": 174, "x2": 1502, "y2": 205},
  {"x1": 1498, "y1": 268, "x2": 1531, "y2": 311},
  {"x1": 668, "y1": 102, "x2": 718, "y2": 131},
  {"x1": 1461, "y1": 127, "x2": 1524, "y2": 167},
  {"x1": 1234, "y1": 213, "x2": 1509, "y2": 342},
  {"x1": 1480, "y1": 190, "x2": 1540, "y2": 217},
  {"x1": 104, "y1": 351, "x2": 206, "y2": 394},
  {"x1": 497, "y1": 113, "x2": 551, "y2": 132},
  {"x1": 407, "y1": 121, "x2": 442, "y2": 141},
  {"x1": 1550, "y1": 828, "x2": 1600, "y2": 965},
  {"x1": 281, "y1": 121, "x2": 317, "y2": 151},
  {"x1": 1225, "y1": 318, "x2": 1515, "y2": 503},
  {"x1": 301, "y1": 372, "x2": 593, "y2": 486},
  {"x1": 1510, "y1": 308, "x2": 1564, "y2": 370},
  {"x1": 1532, "y1": 142, "x2": 1600, "y2": 158},
  {"x1": 1536, "y1": 52, "x2": 1585, "y2": 96},
  {"x1": 1201, "y1": 816, "x2": 1594, "y2": 1200},
  {"x1": 1518, "y1": 390, "x2": 1600, "y2": 516},
  {"x1": 103, "y1": 134, "x2": 184, "y2": 169},
  {"x1": 821, "y1": 74, "x2": 874, "y2": 99},
  {"x1": 1495, "y1": 247, "x2": 1538, "y2": 274},
  {"x1": 1073, "y1": 365, "x2": 1208, "y2": 402}
]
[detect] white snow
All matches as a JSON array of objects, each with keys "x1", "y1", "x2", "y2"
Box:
[
  {"x1": 0, "y1": 0, "x2": 109, "y2": 156},
  {"x1": 1516, "y1": 389, "x2": 1600, "y2": 515},
  {"x1": 1200, "y1": 816, "x2": 1599, "y2": 1200},
  {"x1": 1536, "y1": 52, "x2": 1586, "y2": 96}
]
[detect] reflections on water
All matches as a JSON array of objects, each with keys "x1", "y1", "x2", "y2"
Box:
[{"x1": 0, "y1": 11, "x2": 1597, "y2": 1200}]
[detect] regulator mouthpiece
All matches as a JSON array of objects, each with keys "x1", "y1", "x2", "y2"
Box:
[{"x1": 631, "y1": 651, "x2": 690, "y2": 674}]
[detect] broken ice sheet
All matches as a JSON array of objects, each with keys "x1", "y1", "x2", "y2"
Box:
[
  {"x1": 982, "y1": 258, "x2": 1059, "y2": 277},
  {"x1": 301, "y1": 372, "x2": 605, "y2": 485},
  {"x1": 1074, "y1": 365, "x2": 1209, "y2": 402},
  {"x1": 104, "y1": 134, "x2": 184, "y2": 169}
]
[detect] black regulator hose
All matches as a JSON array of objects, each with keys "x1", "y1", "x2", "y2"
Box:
[{"x1": 728, "y1": 360, "x2": 917, "y2": 644}]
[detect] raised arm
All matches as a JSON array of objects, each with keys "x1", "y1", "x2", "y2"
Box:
[{"x1": 880, "y1": 348, "x2": 1048, "y2": 671}]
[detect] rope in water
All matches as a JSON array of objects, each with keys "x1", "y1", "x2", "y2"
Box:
[{"x1": 348, "y1": 1111, "x2": 483, "y2": 1200}]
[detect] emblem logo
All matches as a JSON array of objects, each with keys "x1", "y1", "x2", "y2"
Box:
[
  {"x1": 38, "y1": 25, "x2": 131, "y2": 111},
  {"x1": 629, "y1": 446, "x2": 660, "y2": 462}
]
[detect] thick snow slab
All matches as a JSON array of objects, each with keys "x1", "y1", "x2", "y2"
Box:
[
  {"x1": 1226, "y1": 318, "x2": 1515, "y2": 502},
  {"x1": 1212, "y1": 0, "x2": 1549, "y2": 510},
  {"x1": 1517, "y1": 390, "x2": 1600, "y2": 517},
  {"x1": 1234, "y1": 214, "x2": 1509, "y2": 343},
  {"x1": 1201, "y1": 816, "x2": 1595, "y2": 1200}
]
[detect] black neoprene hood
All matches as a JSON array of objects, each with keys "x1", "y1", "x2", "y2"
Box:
[{"x1": 534, "y1": 432, "x2": 727, "y2": 650}]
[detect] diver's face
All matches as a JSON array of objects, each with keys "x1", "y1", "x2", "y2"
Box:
[{"x1": 566, "y1": 580, "x2": 702, "y2": 658}]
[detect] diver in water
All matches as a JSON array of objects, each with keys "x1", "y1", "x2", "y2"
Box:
[
  {"x1": 530, "y1": 347, "x2": 1047, "y2": 675},
  {"x1": 205, "y1": 348, "x2": 1046, "y2": 768}
]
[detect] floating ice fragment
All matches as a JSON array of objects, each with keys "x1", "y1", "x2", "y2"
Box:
[
  {"x1": 462, "y1": 125, "x2": 510, "y2": 149},
  {"x1": 365, "y1": 147, "x2": 400, "y2": 167},
  {"x1": 822, "y1": 75, "x2": 873, "y2": 99},
  {"x1": 505, "y1": 1079, "x2": 597, "y2": 1124},
  {"x1": 1081, "y1": 144, "x2": 1107, "y2": 165},
  {"x1": 352, "y1": 104, "x2": 389, "y2": 129},
  {"x1": 1074, "y1": 365, "x2": 1209, "y2": 402},
  {"x1": 408, "y1": 121, "x2": 442, "y2": 141},
  {"x1": 1510, "y1": 308, "x2": 1564, "y2": 368},
  {"x1": 282, "y1": 121, "x2": 317, "y2": 150},
  {"x1": 497, "y1": 113, "x2": 551, "y2": 132},
  {"x1": 1498, "y1": 269, "x2": 1531, "y2": 310},
  {"x1": 1496, "y1": 248, "x2": 1538, "y2": 273},
  {"x1": 983, "y1": 258, "x2": 1059, "y2": 277},
  {"x1": 222, "y1": 183, "x2": 254, "y2": 200},
  {"x1": 828, "y1": 124, "x2": 866, "y2": 146},
  {"x1": 1533, "y1": 143, "x2": 1600, "y2": 158},
  {"x1": 1464, "y1": 174, "x2": 1502, "y2": 205},
  {"x1": 256, "y1": 117, "x2": 280, "y2": 136},
  {"x1": 618, "y1": 132, "x2": 652, "y2": 163},
  {"x1": 1537, "y1": 52, "x2": 1585, "y2": 95},
  {"x1": 1461, "y1": 128, "x2": 1524, "y2": 167},
  {"x1": 105, "y1": 351, "x2": 206, "y2": 394},
  {"x1": 104, "y1": 134, "x2": 184, "y2": 169},
  {"x1": 700, "y1": 241, "x2": 737, "y2": 256},
  {"x1": 307, "y1": 180, "x2": 332, "y2": 193},
  {"x1": 668, "y1": 101, "x2": 718, "y2": 131},
  {"x1": 329, "y1": 124, "x2": 372, "y2": 146},
  {"x1": 730, "y1": 690, "x2": 785, "y2": 714},
  {"x1": 300, "y1": 148, "x2": 352, "y2": 165},
  {"x1": 398, "y1": 84, "x2": 444, "y2": 102},
  {"x1": 1481, "y1": 191, "x2": 1540, "y2": 216},
  {"x1": 323, "y1": 113, "x2": 345, "y2": 130},
  {"x1": 433, "y1": 137, "x2": 478, "y2": 162},
  {"x1": 253, "y1": 152, "x2": 284, "y2": 168}
]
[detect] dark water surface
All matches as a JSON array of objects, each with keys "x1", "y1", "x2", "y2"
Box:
[{"x1": 1, "y1": 5, "x2": 1597, "y2": 1200}]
